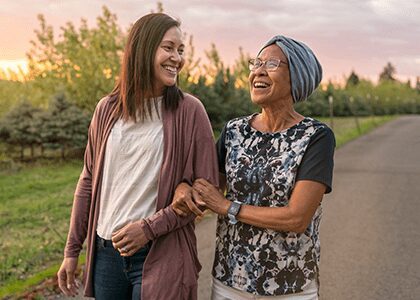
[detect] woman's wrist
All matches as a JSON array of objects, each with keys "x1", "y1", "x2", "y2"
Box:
[
  {"x1": 138, "y1": 219, "x2": 154, "y2": 241},
  {"x1": 219, "y1": 198, "x2": 231, "y2": 216}
]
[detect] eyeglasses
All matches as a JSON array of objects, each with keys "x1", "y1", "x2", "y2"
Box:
[{"x1": 248, "y1": 57, "x2": 288, "y2": 72}]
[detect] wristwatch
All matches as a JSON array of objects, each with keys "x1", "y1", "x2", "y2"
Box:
[{"x1": 227, "y1": 201, "x2": 242, "y2": 224}]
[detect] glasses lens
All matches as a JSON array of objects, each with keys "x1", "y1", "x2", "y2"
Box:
[
  {"x1": 248, "y1": 59, "x2": 256, "y2": 70},
  {"x1": 249, "y1": 58, "x2": 263, "y2": 71},
  {"x1": 266, "y1": 59, "x2": 280, "y2": 71}
]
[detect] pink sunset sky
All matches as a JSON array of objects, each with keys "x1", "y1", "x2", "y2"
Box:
[{"x1": 1, "y1": 0, "x2": 419, "y2": 85}]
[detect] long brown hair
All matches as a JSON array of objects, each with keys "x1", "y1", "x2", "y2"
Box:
[{"x1": 111, "y1": 13, "x2": 184, "y2": 122}]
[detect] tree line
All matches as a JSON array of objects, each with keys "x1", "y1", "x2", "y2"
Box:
[
  {"x1": 0, "y1": 94, "x2": 89, "y2": 160},
  {"x1": 0, "y1": 5, "x2": 419, "y2": 161}
]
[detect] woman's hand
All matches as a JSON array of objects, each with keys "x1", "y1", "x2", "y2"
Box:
[
  {"x1": 171, "y1": 182, "x2": 205, "y2": 217},
  {"x1": 193, "y1": 178, "x2": 230, "y2": 215},
  {"x1": 112, "y1": 221, "x2": 149, "y2": 257},
  {"x1": 57, "y1": 257, "x2": 79, "y2": 297}
]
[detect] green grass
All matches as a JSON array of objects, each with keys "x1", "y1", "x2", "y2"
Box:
[
  {"x1": 0, "y1": 255, "x2": 86, "y2": 299},
  {"x1": 0, "y1": 264, "x2": 59, "y2": 298},
  {"x1": 0, "y1": 160, "x2": 82, "y2": 297},
  {"x1": 0, "y1": 115, "x2": 397, "y2": 297},
  {"x1": 318, "y1": 115, "x2": 396, "y2": 147}
]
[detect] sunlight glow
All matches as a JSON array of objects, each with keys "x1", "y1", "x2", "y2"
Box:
[{"x1": 0, "y1": 59, "x2": 28, "y2": 81}]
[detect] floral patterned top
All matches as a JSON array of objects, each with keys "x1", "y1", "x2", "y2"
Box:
[{"x1": 213, "y1": 114, "x2": 335, "y2": 296}]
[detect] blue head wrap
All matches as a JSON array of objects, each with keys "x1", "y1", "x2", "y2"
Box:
[{"x1": 258, "y1": 35, "x2": 322, "y2": 103}]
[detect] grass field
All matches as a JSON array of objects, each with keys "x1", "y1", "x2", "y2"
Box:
[
  {"x1": 318, "y1": 115, "x2": 396, "y2": 147},
  {"x1": 0, "y1": 115, "x2": 396, "y2": 298},
  {"x1": 0, "y1": 160, "x2": 82, "y2": 297}
]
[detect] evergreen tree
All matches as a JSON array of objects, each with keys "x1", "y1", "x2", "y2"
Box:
[
  {"x1": 178, "y1": 35, "x2": 200, "y2": 92},
  {"x1": 42, "y1": 94, "x2": 90, "y2": 159},
  {"x1": 0, "y1": 80, "x2": 26, "y2": 117},
  {"x1": 379, "y1": 62, "x2": 397, "y2": 82},
  {"x1": 0, "y1": 101, "x2": 41, "y2": 159},
  {"x1": 203, "y1": 43, "x2": 224, "y2": 85},
  {"x1": 346, "y1": 70, "x2": 360, "y2": 88},
  {"x1": 151, "y1": 1, "x2": 164, "y2": 13},
  {"x1": 233, "y1": 47, "x2": 251, "y2": 90},
  {"x1": 190, "y1": 75, "x2": 222, "y2": 130}
]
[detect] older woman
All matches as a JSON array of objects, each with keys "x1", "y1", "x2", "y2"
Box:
[{"x1": 174, "y1": 35, "x2": 335, "y2": 299}]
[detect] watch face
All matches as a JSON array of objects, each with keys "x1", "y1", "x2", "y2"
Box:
[{"x1": 228, "y1": 201, "x2": 241, "y2": 216}]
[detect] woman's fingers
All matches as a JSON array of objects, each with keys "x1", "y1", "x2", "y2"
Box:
[
  {"x1": 111, "y1": 225, "x2": 128, "y2": 249},
  {"x1": 119, "y1": 242, "x2": 136, "y2": 257},
  {"x1": 172, "y1": 205, "x2": 188, "y2": 217},
  {"x1": 184, "y1": 196, "x2": 203, "y2": 216},
  {"x1": 113, "y1": 236, "x2": 133, "y2": 255},
  {"x1": 66, "y1": 269, "x2": 78, "y2": 296},
  {"x1": 193, "y1": 182, "x2": 204, "y2": 194},
  {"x1": 57, "y1": 258, "x2": 78, "y2": 297},
  {"x1": 172, "y1": 182, "x2": 204, "y2": 216},
  {"x1": 192, "y1": 189, "x2": 206, "y2": 206},
  {"x1": 58, "y1": 269, "x2": 71, "y2": 296},
  {"x1": 193, "y1": 179, "x2": 216, "y2": 196},
  {"x1": 115, "y1": 240, "x2": 135, "y2": 256},
  {"x1": 194, "y1": 178, "x2": 210, "y2": 185},
  {"x1": 111, "y1": 227, "x2": 124, "y2": 241},
  {"x1": 111, "y1": 221, "x2": 149, "y2": 256},
  {"x1": 172, "y1": 199, "x2": 196, "y2": 217},
  {"x1": 193, "y1": 179, "x2": 206, "y2": 189}
]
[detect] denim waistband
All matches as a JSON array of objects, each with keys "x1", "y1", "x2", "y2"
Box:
[
  {"x1": 96, "y1": 234, "x2": 115, "y2": 248},
  {"x1": 95, "y1": 234, "x2": 152, "y2": 251}
]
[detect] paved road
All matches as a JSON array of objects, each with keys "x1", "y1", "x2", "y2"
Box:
[
  {"x1": 56, "y1": 115, "x2": 420, "y2": 299},
  {"x1": 319, "y1": 115, "x2": 420, "y2": 300},
  {"x1": 196, "y1": 214, "x2": 217, "y2": 299}
]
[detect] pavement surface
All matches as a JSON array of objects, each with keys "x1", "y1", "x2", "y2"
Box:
[
  {"x1": 319, "y1": 115, "x2": 420, "y2": 300},
  {"x1": 54, "y1": 115, "x2": 420, "y2": 299}
]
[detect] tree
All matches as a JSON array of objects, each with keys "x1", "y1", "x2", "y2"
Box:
[
  {"x1": 41, "y1": 94, "x2": 90, "y2": 159},
  {"x1": 151, "y1": 1, "x2": 164, "y2": 13},
  {"x1": 232, "y1": 47, "x2": 251, "y2": 90},
  {"x1": 178, "y1": 35, "x2": 201, "y2": 91},
  {"x1": 379, "y1": 62, "x2": 397, "y2": 82},
  {"x1": 26, "y1": 6, "x2": 126, "y2": 112},
  {"x1": 346, "y1": 70, "x2": 360, "y2": 88},
  {"x1": 0, "y1": 101, "x2": 41, "y2": 159},
  {"x1": 0, "y1": 80, "x2": 27, "y2": 118},
  {"x1": 203, "y1": 43, "x2": 224, "y2": 85}
]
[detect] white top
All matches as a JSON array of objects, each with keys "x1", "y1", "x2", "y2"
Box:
[{"x1": 97, "y1": 99, "x2": 163, "y2": 239}]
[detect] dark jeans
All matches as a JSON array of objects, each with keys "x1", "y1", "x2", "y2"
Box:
[{"x1": 93, "y1": 235, "x2": 149, "y2": 300}]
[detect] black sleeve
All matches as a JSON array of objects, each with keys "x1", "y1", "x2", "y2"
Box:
[
  {"x1": 216, "y1": 124, "x2": 228, "y2": 174},
  {"x1": 296, "y1": 126, "x2": 335, "y2": 193}
]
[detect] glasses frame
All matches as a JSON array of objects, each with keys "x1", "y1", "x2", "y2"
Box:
[{"x1": 248, "y1": 57, "x2": 288, "y2": 72}]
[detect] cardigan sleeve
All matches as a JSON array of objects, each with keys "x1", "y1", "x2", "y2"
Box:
[
  {"x1": 140, "y1": 96, "x2": 219, "y2": 241},
  {"x1": 63, "y1": 106, "x2": 98, "y2": 257},
  {"x1": 181, "y1": 99, "x2": 220, "y2": 187}
]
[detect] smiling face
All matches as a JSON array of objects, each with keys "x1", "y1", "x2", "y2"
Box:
[
  {"x1": 153, "y1": 26, "x2": 185, "y2": 95},
  {"x1": 249, "y1": 44, "x2": 292, "y2": 107}
]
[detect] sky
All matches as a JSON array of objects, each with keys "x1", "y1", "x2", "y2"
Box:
[{"x1": 1, "y1": 0, "x2": 419, "y2": 85}]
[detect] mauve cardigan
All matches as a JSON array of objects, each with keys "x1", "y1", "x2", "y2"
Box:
[{"x1": 64, "y1": 93, "x2": 219, "y2": 299}]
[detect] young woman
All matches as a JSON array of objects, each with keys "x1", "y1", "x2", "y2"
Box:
[{"x1": 57, "y1": 13, "x2": 218, "y2": 300}]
